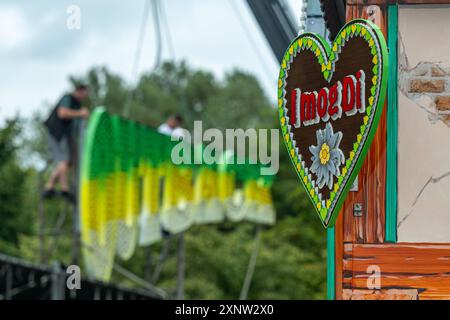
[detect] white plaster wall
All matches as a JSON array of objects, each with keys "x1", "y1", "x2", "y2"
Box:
[{"x1": 397, "y1": 6, "x2": 450, "y2": 242}]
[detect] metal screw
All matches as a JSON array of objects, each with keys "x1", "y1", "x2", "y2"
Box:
[{"x1": 353, "y1": 203, "x2": 364, "y2": 217}]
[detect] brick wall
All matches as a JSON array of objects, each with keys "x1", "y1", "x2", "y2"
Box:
[
  {"x1": 343, "y1": 289, "x2": 418, "y2": 300},
  {"x1": 401, "y1": 62, "x2": 450, "y2": 124}
]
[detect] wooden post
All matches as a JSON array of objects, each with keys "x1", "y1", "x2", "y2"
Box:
[
  {"x1": 71, "y1": 119, "x2": 85, "y2": 266},
  {"x1": 239, "y1": 225, "x2": 261, "y2": 300},
  {"x1": 38, "y1": 170, "x2": 47, "y2": 264},
  {"x1": 152, "y1": 235, "x2": 171, "y2": 283},
  {"x1": 4, "y1": 265, "x2": 12, "y2": 300},
  {"x1": 175, "y1": 232, "x2": 185, "y2": 300},
  {"x1": 50, "y1": 262, "x2": 64, "y2": 300}
]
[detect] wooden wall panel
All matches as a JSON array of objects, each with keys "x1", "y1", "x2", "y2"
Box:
[
  {"x1": 334, "y1": 0, "x2": 388, "y2": 300},
  {"x1": 341, "y1": 2, "x2": 387, "y2": 245},
  {"x1": 333, "y1": 0, "x2": 450, "y2": 301},
  {"x1": 343, "y1": 243, "x2": 450, "y2": 299}
]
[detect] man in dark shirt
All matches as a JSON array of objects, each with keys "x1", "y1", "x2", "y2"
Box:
[{"x1": 42, "y1": 84, "x2": 90, "y2": 202}]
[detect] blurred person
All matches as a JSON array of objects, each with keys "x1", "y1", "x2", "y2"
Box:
[
  {"x1": 42, "y1": 84, "x2": 90, "y2": 203},
  {"x1": 158, "y1": 114, "x2": 185, "y2": 139},
  {"x1": 157, "y1": 114, "x2": 185, "y2": 237}
]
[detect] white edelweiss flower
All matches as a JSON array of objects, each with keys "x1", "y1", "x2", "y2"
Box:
[{"x1": 309, "y1": 123, "x2": 345, "y2": 190}]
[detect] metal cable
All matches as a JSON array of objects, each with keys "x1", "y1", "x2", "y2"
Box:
[
  {"x1": 124, "y1": 0, "x2": 152, "y2": 117},
  {"x1": 80, "y1": 240, "x2": 168, "y2": 299},
  {"x1": 151, "y1": 0, "x2": 163, "y2": 71},
  {"x1": 159, "y1": 0, "x2": 176, "y2": 60}
]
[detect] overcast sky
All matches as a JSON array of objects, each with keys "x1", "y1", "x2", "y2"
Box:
[{"x1": 0, "y1": 0, "x2": 302, "y2": 122}]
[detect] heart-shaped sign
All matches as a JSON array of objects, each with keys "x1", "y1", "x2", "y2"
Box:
[{"x1": 278, "y1": 19, "x2": 388, "y2": 228}]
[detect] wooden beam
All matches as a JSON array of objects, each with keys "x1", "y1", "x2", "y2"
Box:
[
  {"x1": 343, "y1": 288, "x2": 418, "y2": 300},
  {"x1": 347, "y1": 0, "x2": 393, "y2": 5},
  {"x1": 398, "y1": 0, "x2": 450, "y2": 3},
  {"x1": 343, "y1": 243, "x2": 450, "y2": 299},
  {"x1": 347, "y1": 0, "x2": 450, "y2": 4}
]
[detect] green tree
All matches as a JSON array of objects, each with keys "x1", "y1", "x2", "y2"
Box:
[
  {"x1": 1, "y1": 61, "x2": 327, "y2": 299},
  {"x1": 0, "y1": 119, "x2": 34, "y2": 246}
]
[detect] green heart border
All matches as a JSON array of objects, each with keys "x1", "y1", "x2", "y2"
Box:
[{"x1": 277, "y1": 19, "x2": 388, "y2": 228}]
